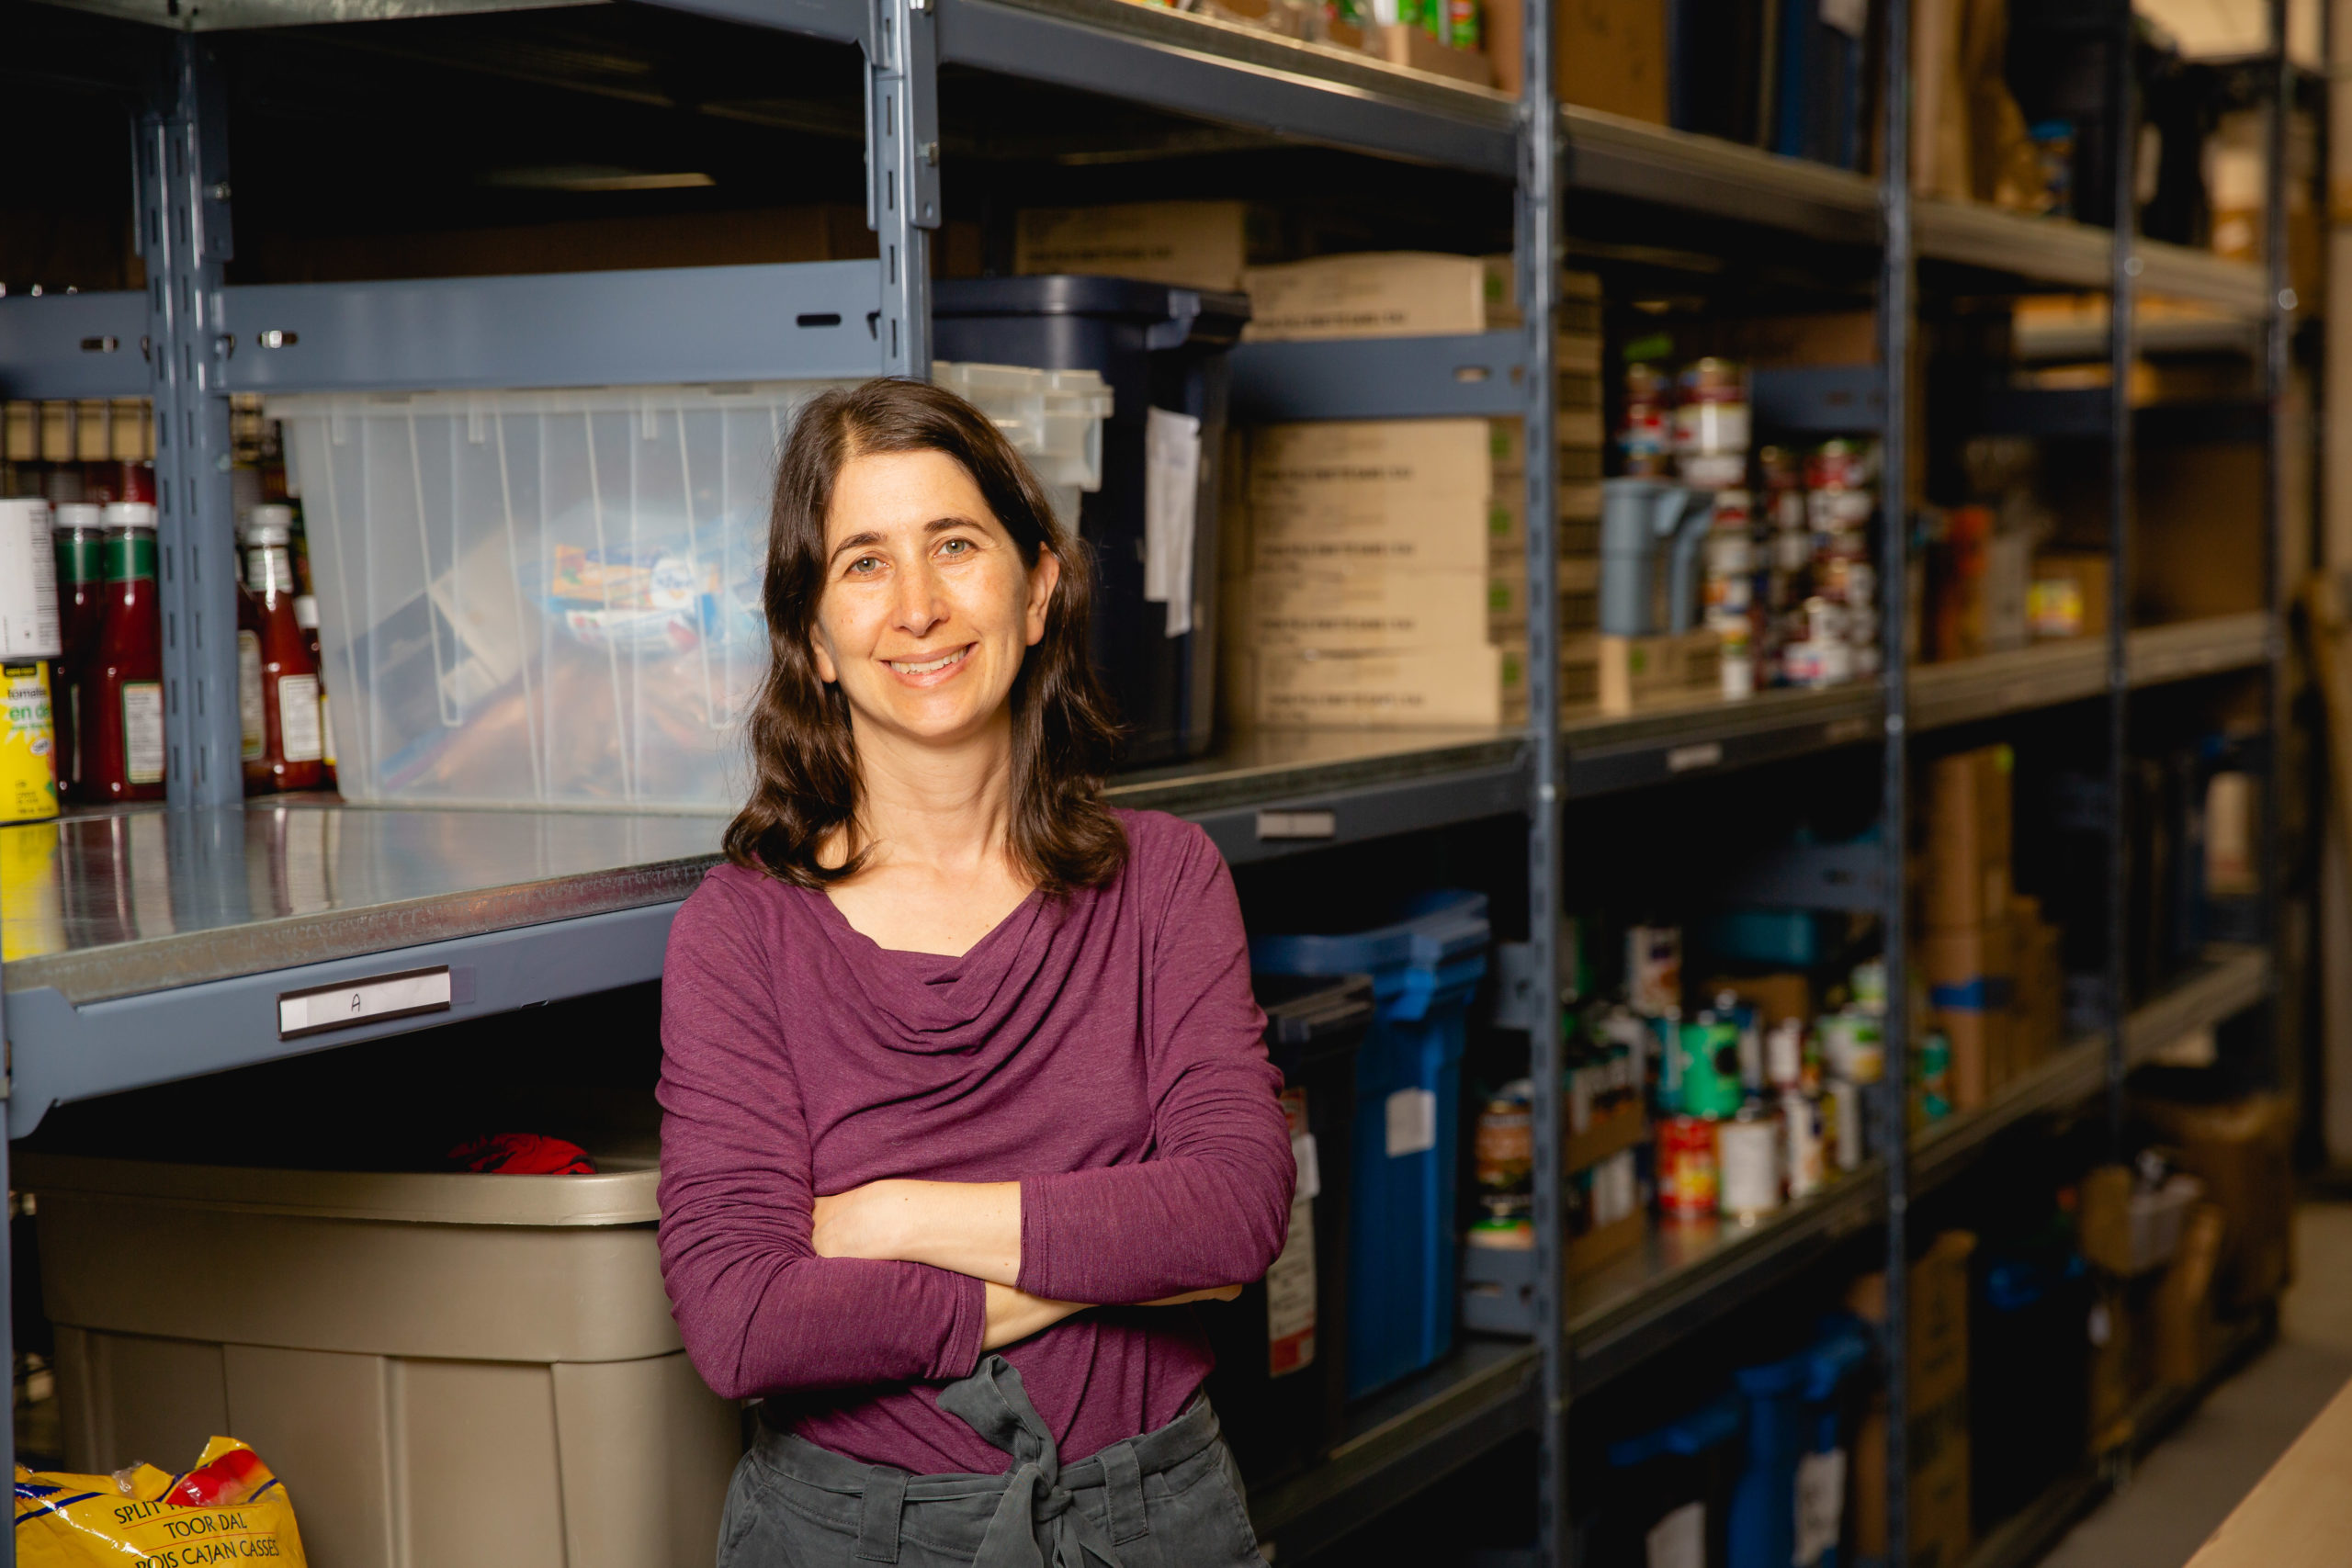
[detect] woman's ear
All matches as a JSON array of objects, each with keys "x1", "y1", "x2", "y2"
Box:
[
  {"x1": 809, "y1": 625, "x2": 840, "y2": 684},
  {"x1": 1024, "y1": 548, "x2": 1063, "y2": 648}
]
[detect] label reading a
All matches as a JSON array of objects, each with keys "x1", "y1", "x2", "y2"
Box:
[
  {"x1": 1385, "y1": 1088, "x2": 1438, "y2": 1158},
  {"x1": 122, "y1": 682, "x2": 165, "y2": 784},
  {"x1": 278, "y1": 966, "x2": 453, "y2": 1038}
]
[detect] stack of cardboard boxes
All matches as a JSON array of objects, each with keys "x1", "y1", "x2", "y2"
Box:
[
  {"x1": 1851, "y1": 1231, "x2": 1977, "y2": 1568},
  {"x1": 1224, "y1": 257, "x2": 1604, "y2": 728},
  {"x1": 1917, "y1": 745, "x2": 2064, "y2": 1109}
]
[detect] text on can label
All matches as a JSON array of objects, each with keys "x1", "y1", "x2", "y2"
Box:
[
  {"x1": 1257, "y1": 808, "x2": 1338, "y2": 841},
  {"x1": 1666, "y1": 741, "x2": 1723, "y2": 773},
  {"x1": 279, "y1": 966, "x2": 453, "y2": 1038}
]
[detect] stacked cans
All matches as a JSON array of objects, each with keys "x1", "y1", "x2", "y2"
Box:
[{"x1": 1590, "y1": 923, "x2": 1891, "y2": 1231}]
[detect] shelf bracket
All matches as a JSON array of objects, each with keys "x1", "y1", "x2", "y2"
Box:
[
  {"x1": 137, "y1": 35, "x2": 244, "y2": 808},
  {"x1": 865, "y1": 0, "x2": 940, "y2": 378}
]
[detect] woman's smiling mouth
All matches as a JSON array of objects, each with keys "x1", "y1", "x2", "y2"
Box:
[{"x1": 887, "y1": 645, "x2": 975, "y2": 679}]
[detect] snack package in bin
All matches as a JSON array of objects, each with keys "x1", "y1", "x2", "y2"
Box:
[{"x1": 16, "y1": 1436, "x2": 308, "y2": 1566}]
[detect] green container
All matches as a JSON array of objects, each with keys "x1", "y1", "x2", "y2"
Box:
[{"x1": 1678, "y1": 1015, "x2": 1747, "y2": 1119}]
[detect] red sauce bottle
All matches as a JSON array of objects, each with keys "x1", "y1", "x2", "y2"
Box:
[
  {"x1": 86, "y1": 502, "x2": 164, "y2": 803},
  {"x1": 238, "y1": 506, "x2": 324, "y2": 795},
  {"x1": 50, "y1": 502, "x2": 107, "y2": 802}
]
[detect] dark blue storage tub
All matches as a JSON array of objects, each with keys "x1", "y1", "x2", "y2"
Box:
[
  {"x1": 932, "y1": 276, "x2": 1249, "y2": 767},
  {"x1": 1589, "y1": 1393, "x2": 1746, "y2": 1568},
  {"x1": 1250, "y1": 890, "x2": 1489, "y2": 1398}
]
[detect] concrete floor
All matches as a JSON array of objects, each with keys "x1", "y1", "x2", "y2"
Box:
[{"x1": 2039, "y1": 1204, "x2": 2352, "y2": 1568}]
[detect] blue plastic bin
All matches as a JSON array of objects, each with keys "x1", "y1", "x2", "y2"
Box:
[
  {"x1": 1591, "y1": 1393, "x2": 1745, "y2": 1568},
  {"x1": 1250, "y1": 890, "x2": 1489, "y2": 1398},
  {"x1": 1727, "y1": 1317, "x2": 1872, "y2": 1568}
]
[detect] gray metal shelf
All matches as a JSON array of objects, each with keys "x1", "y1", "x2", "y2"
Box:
[
  {"x1": 1562, "y1": 683, "x2": 1883, "y2": 798},
  {"x1": 1246, "y1": 1337, "x2": 1539, "y2": 1561},
  {"x1": 1912, "y1": 1035, "x2": 2109, "y2": 1192},
  {"x1": 1566, "y1": 1163, "x2": 1884, "y2": 1394},
  {"x1": 2123, "y1": 943, "x2": 2273, "y2": 1069},
  {"x1": 1909, "y1": 615, "x2": 2273, "y2": 731},
  {"x1": 0, "y1": 728, "x2": 1533, "y2": 1134}
]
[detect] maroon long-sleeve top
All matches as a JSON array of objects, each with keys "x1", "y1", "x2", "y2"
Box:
[{"x1": 656, "y1": 807, "x2": 1295, "y2": 1475}]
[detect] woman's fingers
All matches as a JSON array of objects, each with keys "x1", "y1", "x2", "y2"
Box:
[{"x1": 1140, "y1": 1284, "x2": 1245, "y2": 1306}]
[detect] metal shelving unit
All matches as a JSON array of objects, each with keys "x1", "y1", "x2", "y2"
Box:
[{"x1": 0, "y1": 0, "x2": 2308, "y2": 1563}]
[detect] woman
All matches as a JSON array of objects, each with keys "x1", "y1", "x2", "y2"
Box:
[{"x1": 658, "y1": 376, "x2": 1295, "y2": 1567}]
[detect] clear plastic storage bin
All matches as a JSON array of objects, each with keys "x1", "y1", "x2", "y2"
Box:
[{"x1": 273, "y1": 367, "x2": 1108, "y2": 809}]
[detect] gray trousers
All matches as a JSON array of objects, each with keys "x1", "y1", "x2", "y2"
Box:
[{"x1": 719, "y1": 1357, "x2": 1268, "y2": 1568}]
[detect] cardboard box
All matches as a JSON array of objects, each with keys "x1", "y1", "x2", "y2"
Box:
[
  {"x1": 1013, "y1": 200, "x2": 1255, "y2": 292},
  {"x1": 2089, "y1": 1276, "x2": 2157, "y2": 1450},
  {"x1": 1564, "y1": 1105, "x2": 1647, "y2": 1175},
  {"x1": 1241, "y1": 253, "x2": 1514, "y2": 342},
  {"x1": 2029, "y1": 550, "x2": 2113, "y2": 639},
  {"x1": 2154, "y1": 1203, "x2": 2228, "y2": 1388},
  {"x1": 1707, "y1": 971, "x2": 1813, "y2": 1027},
  {"x1": 1567, "y1": 1205, "x2": 1645, "y2": 1273},
  {"x1": 1851, "y1": 1232, "x2": 1978, "y2": 1568},
  {"x1": 1921, "y1": 746, "x2": 2013, "y2": 930},
  {"x1": 2134, "y1": 1092, "x2": 2296, "y2": 1312},
  {"x1": 2136, "y1": 443, "x2": 2266, "y2": 623},
  {"x1": 1486, "y1": 0, "x2": 1667, "y2": 124},
  {"x1": 1932, "y1": 1007, "x2": 2012, "y2": 1111},
  {"x1": 1920, "y1": 919, "x2": 2016, "y2": 998},
  {"x1": 1595, "y1": 629, "x2": 1721, "y2": 715},
  {"x1": 1237, "y1": 643, "x2": 1527, "y2": 728},
  {"x1": 1250, "y1": 417, "x2": 1514, "y2": 495},
  {"x1": 1370, "y1": 22, "x2": 1493, "y2": 86},
  {"x1": 1238, "y1": 565, "x2": 1573, "y2": 649}
]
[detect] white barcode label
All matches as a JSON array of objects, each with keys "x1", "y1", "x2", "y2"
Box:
[
  {"x1": 122, "y1": 682, "x2": 164, "y2": 784},
  {"x1": 1646, "y1": 1502, "x2": 1703, "y2": 1568},
  {"x1": 1385, "y1": 1088, "x2": 1438, "y2": 1157},
  {"x1": 1293, "y1": 1133, "x2": 1320, "y2": 1203},
  {"x1": 277, "y1": 674, "x2": 323, "y2": 761},
  {"x1": 238, "y1": 631, "x2": 266, "y2": 759},
  {"x1": 1793, "y1": 1449, "x2": 1847, "y2": 1565}
]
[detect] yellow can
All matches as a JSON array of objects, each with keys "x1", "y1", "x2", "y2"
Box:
[
  {"x1": 0, "y1": 818, "x2": 63, "y2": 963},
  {"x1": 3, "y1": 660, "x2": 60, "y2": 823}
]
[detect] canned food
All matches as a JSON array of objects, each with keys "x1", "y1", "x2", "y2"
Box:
[
  {"x1": 1804, "y1": 437, "x2": 1876, "y2": 491},
  {"x1": 1782, "y1": 1089, "x2": 1827, "y2": 1198},
  {"x1": 1476, "y1": 1089, "x2": 1535, "y2": 1192},
  {"x1": 1828, "y1": 1078, "x2": 1866, "y2": 1171},
  {"x1": 1657, "y1": 1115, "x2": 1720, "y2": 1221},
  {"x1": 1718, "y1": 1106, "x2": 1783, "y2": 1222},
  {"x1": 1679, "y1": 357, "x2": 1748, "y2": 402}
]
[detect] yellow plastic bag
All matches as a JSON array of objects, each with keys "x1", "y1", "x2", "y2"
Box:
[{"x1": 16, "y1": 1435, "x2": 308, "y2": 1566}]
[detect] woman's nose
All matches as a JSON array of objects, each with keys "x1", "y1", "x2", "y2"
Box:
[{"x1": 893, "y1": 559, "x2": 947, "y2": 637}]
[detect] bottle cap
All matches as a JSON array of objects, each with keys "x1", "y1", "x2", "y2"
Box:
[
  {"x1": 54, "y1": 502, "x2": 105, "y2": 531},
  {"x1": 242, "y1": 503, "x2": 295, "y2": 545},
  {"x1": 102, "y1": 501, "x2": 156, "y2": 529}
]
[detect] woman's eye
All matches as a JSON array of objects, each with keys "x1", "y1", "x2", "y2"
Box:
[
  {"x1": 939, "y1": 537, "x2": 974, "y2": 558},
  {"x1": 847, "y1": 556, "x2": 882, "y2": 576}
]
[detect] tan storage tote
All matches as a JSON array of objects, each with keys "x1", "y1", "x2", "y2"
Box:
[{"x1": 19, "y1": 1148, "x2": 741, "y2": 1568}]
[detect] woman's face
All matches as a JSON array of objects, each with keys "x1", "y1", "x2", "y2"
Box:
[{"x1": 810, "y1": 448, "x2": 1060, "y2": 750}]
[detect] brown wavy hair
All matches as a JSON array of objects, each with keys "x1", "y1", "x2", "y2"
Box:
[{"x1": 724, "y1": 378, "x2": 1128, "y2": 894}]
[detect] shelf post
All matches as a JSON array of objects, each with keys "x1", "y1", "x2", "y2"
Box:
[
  {"x1": 0, "y1": 978, "x2": 14, "y2": 1519},
  {"x1": 2262, "y1": 0, "x2": 2290, "y2": 1079},
  {"x1": 138, "y1": 34, "x2": 244, "y2": 810},
  {"x1": 1518, "y1": 0, "x2": 1566, "y2": 1560},
  {"x1": 2105, "y1": 0, "x2": 2139, "y2": 1145},
  {"x1": 865, "y1": 0, "x2": 940, "y2": 378},
  {"x1": 1876, "y1": 0, "x2": 1915, "y2": 1560}
]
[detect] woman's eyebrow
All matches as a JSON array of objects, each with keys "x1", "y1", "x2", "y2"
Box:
[{"x1": 829, "y1": 529, "x2": 886, "y2": 561}]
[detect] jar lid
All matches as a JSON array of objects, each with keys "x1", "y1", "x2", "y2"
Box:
[
  {"x1": 54, "y1": 502, "x2": 106, "y2": 530},
  {"x1": 242, "y1": 502, "x2": 295, "y2": 543},
  {"x1": 102, "y1": 501, "x2": 156, "y2": 529}
]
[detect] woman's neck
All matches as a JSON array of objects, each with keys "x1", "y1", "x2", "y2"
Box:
[{"x1": 842, "y1": 706, "x2": 1020, "y2": 878}]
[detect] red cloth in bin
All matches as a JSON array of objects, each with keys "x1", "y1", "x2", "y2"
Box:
[{"x1": 447, "y1": 1134, "x2": 596, "y2": 1175}]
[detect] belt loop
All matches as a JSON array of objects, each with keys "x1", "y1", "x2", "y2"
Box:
[
  {"x1": 1100, "y1": 1441, "x2": 1149, "y2": 1545},
  {"x1": 854, "y1": 1465, "x2": 908, "y2": 1563}
]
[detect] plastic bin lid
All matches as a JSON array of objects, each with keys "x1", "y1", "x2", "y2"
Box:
[
  {"x1": 1255, "y1": 973, "x2": 1376, "y2": 1046},
  {"x1": 1249, "y1": 889, "x2": 1489, "y2": 981},
  {"x1": 1605, "y1": 1392, "x2": 1743, "y2": 1468},
  {"x1": 933, "y1": 276, "x2": 1251, "y2": 347},
  {"x1": 1733, "y1": 1318, "x2": 1871, "y2": 1403},
  {"x1": 14, "y1": 1148, "x2": 660, "y2": 1228}
]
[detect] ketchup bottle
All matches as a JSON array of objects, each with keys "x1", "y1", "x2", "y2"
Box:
[
  {"x1": 87, "y1": 502, "x2": 164, "y2": 802},
  {"x1": 238, "y1": 505, "x2": 324, "y2": 795},
  {"x1": 50, "y1": 502, "x2": 107, "y2": 801}
]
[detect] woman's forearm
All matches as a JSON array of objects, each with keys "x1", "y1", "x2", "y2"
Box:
[
  {"x1": 813, "y1": 1179, "x2": 1024, "y2": 1285},
  {"x1": 979, "y1": 1281, "x2": 1086, "y2": 1350}
]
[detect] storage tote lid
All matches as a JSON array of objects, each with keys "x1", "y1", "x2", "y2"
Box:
[
  {"x1": 15, "y1": 1146, "x2": 659, "y2": 1228},
  {"x1": 1249, "y1": 889, "x2": 1489, "y2": 982},
  {"x1": 933, "y1": 276, "x2": 1252, "y2": 349},
  {"x1": 1605, "y1": 1391, "x2": 1743, "y2": 1467}
]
